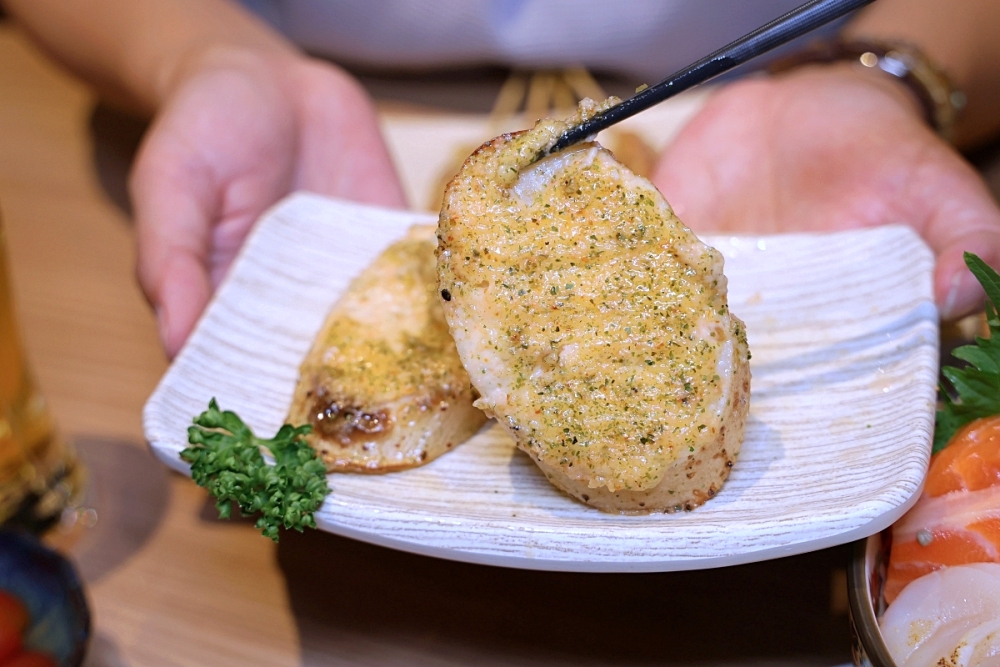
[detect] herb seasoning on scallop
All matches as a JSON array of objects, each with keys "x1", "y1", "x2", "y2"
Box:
[{"x1": 437, "y1": 99, "x2": 751, "y2": 513}]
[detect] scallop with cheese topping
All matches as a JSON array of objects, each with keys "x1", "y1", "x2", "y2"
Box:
[
  {"x1": 288, "y1": 225, "x2": 487, "y2": 472},
  {"x1": 437, "y1": 100, "x2": 751, "y2": 513}
]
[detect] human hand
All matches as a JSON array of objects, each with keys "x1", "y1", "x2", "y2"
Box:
[
  {"x1": 651, "y1": 64, "x2": 1000, "y2": 321},
  {"x1": 131, "y1": 46, "x2": 407, "y2": 357}
]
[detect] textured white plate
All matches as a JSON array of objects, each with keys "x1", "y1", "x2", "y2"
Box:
[{"x1": 143, "y1": 192, "x2": 939, "y2": 572}]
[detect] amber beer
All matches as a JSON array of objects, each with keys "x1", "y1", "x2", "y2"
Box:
[{"x1": 0, "y1": 218, "x2": 81, "y2": 530}]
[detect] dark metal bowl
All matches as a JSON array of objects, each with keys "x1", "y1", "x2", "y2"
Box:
[{"x1": 847, "y1": 532, "x2": 897, "y2": 667}]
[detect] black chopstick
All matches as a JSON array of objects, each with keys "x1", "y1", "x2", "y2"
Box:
[{"x1": 542, "y1": 0, "x2": 876, "y2": 157}]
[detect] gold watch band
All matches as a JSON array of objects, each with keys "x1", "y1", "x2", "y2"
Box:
[{"x1": 768, "y1": 39, "x2": 966, "y2": 142}]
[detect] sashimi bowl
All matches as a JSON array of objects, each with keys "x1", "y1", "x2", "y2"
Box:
[{"x1": 850, "y1": 529, "x2": 1000, "y2": 667}]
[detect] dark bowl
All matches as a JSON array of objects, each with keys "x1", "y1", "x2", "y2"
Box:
[{"x1": 0, "y1": 529, "x2": 90, "y2": 667}]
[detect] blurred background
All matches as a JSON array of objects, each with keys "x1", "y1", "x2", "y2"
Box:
[{"x1": 2, "y1": 6, "x2": 1000, "y2": 666}]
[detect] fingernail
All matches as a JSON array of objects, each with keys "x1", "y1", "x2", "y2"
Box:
[{"x1": 941, "y1": 271, "x2": 980, "y2": 321}]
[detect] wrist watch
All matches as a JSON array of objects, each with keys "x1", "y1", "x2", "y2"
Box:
[{"x1": 768, "y1": 39, "x2": 966, "y2": 142}]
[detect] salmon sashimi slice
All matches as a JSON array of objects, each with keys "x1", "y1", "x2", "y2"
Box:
[{"x1": 886, "y1": 415, "x2": 1000, "y2": 603}]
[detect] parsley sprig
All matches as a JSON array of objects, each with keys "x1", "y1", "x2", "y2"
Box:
[
  {"x1": 935, "y1": 253, "x2": 1000, "y2": 452},
  {"x1": 180, "y1": 399, "x2": 330, "y2": 541}
]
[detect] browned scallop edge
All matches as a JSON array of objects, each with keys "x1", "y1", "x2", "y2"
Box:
[
  {"x1": 287, "y1": 373, "x2": 484, "y2": 474},
  {"x1": 439, "y1": 130, "x2": 527, "y2": 219},
  {"x1": 302, "y1": 403, "x2": 481, "y2": 474}
]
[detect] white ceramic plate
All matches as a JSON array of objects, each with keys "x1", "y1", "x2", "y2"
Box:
[{"x1": 143, "y1": 192, "x2": 938, "y2": 572}]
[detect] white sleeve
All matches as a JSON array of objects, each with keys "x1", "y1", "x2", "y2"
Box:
[{"x1": 243, "y1": 0, "x2": 842, "y2": 81}]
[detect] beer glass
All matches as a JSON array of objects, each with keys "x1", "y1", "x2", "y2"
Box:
[{"x1": 0, "y1": 214, "x2": 82, "y2": 531}]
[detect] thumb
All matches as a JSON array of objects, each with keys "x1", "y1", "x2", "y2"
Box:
[
  {"x1": 935, "y1": 227, "x2": 1000, "y2": 321},
  {"x1": 918, "y1": 166, "x2": 1000, "y2": 321},
  {"x1": 130, "y1": 131, "x2": 217, "y2": 359},
  {"x1": 917, "y1": 160, "x2": 1000, "y2": 321}
]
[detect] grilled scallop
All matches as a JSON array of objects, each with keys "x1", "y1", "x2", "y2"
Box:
[
  {"x1": 287, "y1": 224, "x2": 487, "y2": 472},
  {"x1": 437, "y1": 100, "x2": 751, "y2": 513}
]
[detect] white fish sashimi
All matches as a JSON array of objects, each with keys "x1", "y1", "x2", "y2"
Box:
[
  {"x1": 953, "y1": 617, "x2": 1000, "y2": 667},
  {"x1": 881, "y1": 563, "x2": 1000, "y2": 667}
]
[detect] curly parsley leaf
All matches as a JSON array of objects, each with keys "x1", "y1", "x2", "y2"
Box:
[
  {"x1": 935, "y1": 253, "x2": 1000, "y2": 452},
  {"x1": 180, "y1": 399, "x2": 330, "y2": 541}
]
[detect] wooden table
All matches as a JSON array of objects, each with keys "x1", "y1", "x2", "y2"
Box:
[{"x1": 0, "y1": 19, "x2": 875, "y2": 666}]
